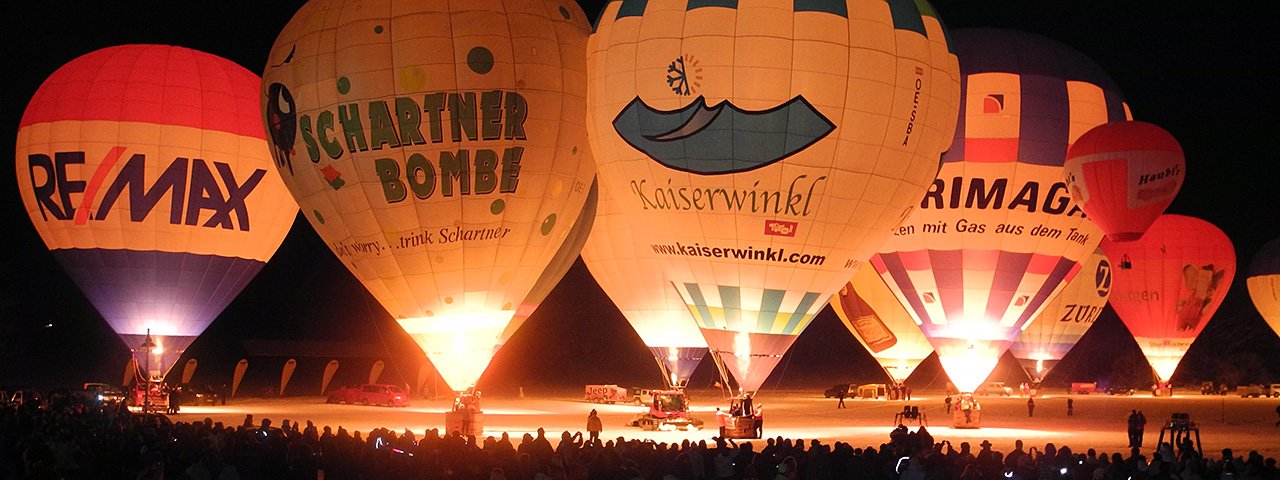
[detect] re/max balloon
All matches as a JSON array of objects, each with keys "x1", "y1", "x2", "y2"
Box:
[
  {"x1": 16, "y1": 45, "x2": 297, "y2": 380},
  {"x1": 588, "y1": 0, "x2": 960, "y2": 393},
  {"x1": 582, "y1": 183, "x2": 708, "y2": 388},
  {"x1": 831, "y1": 266, "x2": 933, "y2": 384},
  {"x1": 1009, "y1": 248, "x2": 1112, "y2": 382},
  {"x1": 1247, "y1": 237, "x2": 1280, "y2": 339},
  {"x1": 872, "y1": 29, "x2": 1129, "y2": 393},
  {"x1": 1103, "y1": 214, "x2": 1235, "y2": 383},
  {"x1": 1064, "y1": 121, "x2": 1185, "y2": 242},
  {"x1": 262, "y1": 0, "x2": 597, "y2": 391}
]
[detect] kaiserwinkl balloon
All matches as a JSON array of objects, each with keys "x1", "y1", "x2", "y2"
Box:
[
  {"x1": 587, "y1": 0, "x2": 960, "y2": 393},
  {"x1": 1009, "y1": 248, "x2": 1112, "y2": 382},
  {"x1": 831, "y1": 266, "x2": 933, "y2": 384},
  {"x1": 1103, "y1": 214, "x2": 1235, "y2": 383},
  {"x1": 1064, "y1": 121, "x2": 1184, "y2": 242},
  {"x1": 1247, "y1": 237, "x2": 1280, "y2": 338},
  {"x1": 872, "y1": 29, "x2": 1129, "y2": 393},
  {"x1": 16, "y1": 44, "x2": 297, "y2": 380},
  {"x1": 262, "y1": 0, "x2": 596, "y2": 391},
  {"x1": 582, "y1": 183, "x2": 707, "y2": 388}
]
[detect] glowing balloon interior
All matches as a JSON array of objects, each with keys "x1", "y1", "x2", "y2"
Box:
[
  {"x1": 831, "y1": 266, "x2": 933, "y2": 384},
  {"x1": 1247, "y1": 237, "x2": 1280, "y2": 339},
  {"x1": 582, "y1": 182, "x2": 707, "y2": 388},
  {"x1": 16, "y1": 44, "x2": 297, "y2": 380},
  {"x1": 262, "y1": 0, "x2": 596, "y2": 391},
  {"x1": 1064, "y1": 121, "x2": 1184, "y2": 242},
  {"x1": 872, "y1": 29, "x2": 1128, "y2": 393},
  {"x1": 1103, "y1": 214, "x2": 1235, "y2": 383},
  {"x1": 1009, "y1": 248, "x2": 1112, "y2": 382},
  {"x1": 587, "y1": 0, "x2": 960, "y2": 393}
]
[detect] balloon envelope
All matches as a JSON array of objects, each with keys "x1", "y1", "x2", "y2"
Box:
[
  {"x1": 1009, "y1": 248, "x2": 1112, "y2": 382},
  {"x1": 1247, "y1": 237, "x2": 1280, "y2": 338},
  {"x1": 872, "y1": 29, "x2": 1128, "y2": 393},
  {"x1": 582, "y1": 182, "x2": 707, "y2": 388},
  {"x1": 262, "y1": 0, "x2": 596, "y2": 391},
  {"x1": 16, "y1": 44, "x2": 297, "y2": 380},
  {"x1": 1103, "y1": 214, "x2": 1235, "y2": 383},
  {"x1": 831, "y1": 266, "x2": 933, "y2": 384},
  {"x1": 587, "y1": 0, "x2": 960, "y2": 392},
  {"x1": 1064, "y1": 121, "x2": 1184, "y2": 242}
]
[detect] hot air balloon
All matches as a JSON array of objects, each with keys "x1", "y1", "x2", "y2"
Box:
[
  {"x1": 1008, "y1": 248, "x2": 1112, "y2": 383},
  {"x1": 582, "y1": 184, "x2": 708, "y2": 388},
  {"x1": 871, "y1": 29, "x2": 1130, "y2": 394},
  {"x1": 1064, "y1": 121, "x2": 1184, "y2": 242},
  {"x1": 831, "y1": 266, "x2": 933, "y2": 384},
  {"x1": 1103, "y1": 214, "x2": 1235, "y2": 385},
  {"x1": 496, "y1": 180, "x2": 598, "y2": 350},
  {"x1": 261, "y1": 0, "x2": 596, "y2": 393},
  {"x1": 16, "y1": 44, "x2": 298, "y2": 382},
  {"x1": 587, "y1": 0, "x2": 960, "y2": 394},
  {"x1": 1247, "y1": 237, "x2": 1280, "y2": 339}
]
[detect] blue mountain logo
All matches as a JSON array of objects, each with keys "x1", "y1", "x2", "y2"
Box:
[{"x1": 612, "y1": 96, "x2": 835, "y2": 175}]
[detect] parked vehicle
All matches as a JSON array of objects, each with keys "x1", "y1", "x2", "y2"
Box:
[
  {"x1": 182, "y1": 384, "x2": 224, "y2": 405},
  {"x1": 1104, "y1": 386, "x2": 1135, "y2": 396},
  {"x1": 1069, "y1": 382, "x2": 1097, "y2": 395},
  {"x1": 584, "y1": 384, "x2": 629, "y2": 404},
  {"x1": 1237, "y1": 384, "x2": 1280, "y2": 398},
  {"x1": 80, "y1": 382, "x2": 127, "y2": 405},
  {"x1": 856, "y1": 384, "x2": 887, "y2": 399},
  {"x1": 976, "y1": 382, "x2": 1013, "y2": 396},
  {"x1": 326, "y1": 384, "x2": 410, "y2": 407},
  {"x1": 824, "y1": 384, "x2": 852, "y2": 398}
]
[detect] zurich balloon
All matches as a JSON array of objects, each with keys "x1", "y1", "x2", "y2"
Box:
[
  {"x1": 1008, "y1": 248, "x2": 1112, "y2": 383},
  {"x1": 1247, "y1": 237, "x2": 1280, "y2": 338},
  {"x1": 872, "y1": 29, "x2": 1129, "y2": 393},
  {"x1": 16, "y1": 45, "x2": 298, "y2": 380},
  {"x1": 1064, "y1": 121, "x2": 1184, "y2": 242},
  {"x1": 582, "y1": 184, "x2": 707, "y2": 388},
  {"x1": 831, "y1": 266, "x2": 933, "y2": 384},
  {"x1": 587, "y1": 0, "x2": 960, "y2": 393},
  {"x1": 262, "y1": 0, "x2": 596, "y2": 392},
  {"x1": 1103, "y1": 214, "x2": 1235, "y2": 383}
]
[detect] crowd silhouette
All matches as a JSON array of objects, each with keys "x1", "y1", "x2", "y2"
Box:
[{"x1": 2, "y1": 396, "x2": 1277, "y2": 480}]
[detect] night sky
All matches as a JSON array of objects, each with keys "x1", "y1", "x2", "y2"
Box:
[{"x1": 2, "y1": 1, "x2": 1278, "y2": 394}]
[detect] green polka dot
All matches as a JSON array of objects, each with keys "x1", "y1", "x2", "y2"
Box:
[
  {"x1": 490, "y1": 199, "x2": 505, "y2": 215},
  {"x1": 337, "y1": 76, "x2": 350, "y2": 94},
  {"x1": 312, "y1": 209, "x2": 325, "y2": 224},
  {"x1": 558, "y1": 6, "x2": 570, "y2": 20},
  {"x1": 572, "y1": 146, "x2": 578, "y2": 154},
  {"x1": 467, "y1": 47, "x2": 494, "y2": 74},
  {"x1": 373, "y1": 25, "x2": 384, "y2": 34},
  {"x1": 540, "y1": 213, "x2": 557, "y2": 235}
]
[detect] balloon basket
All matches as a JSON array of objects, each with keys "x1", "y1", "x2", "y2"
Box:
[{"x1": 445, "y1": 410, "x2": 484, "y2": 437}]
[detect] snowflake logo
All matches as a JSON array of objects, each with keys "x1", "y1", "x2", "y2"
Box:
[{"x1": 666, "y1": 54, "x2": 701, "y2": 96}]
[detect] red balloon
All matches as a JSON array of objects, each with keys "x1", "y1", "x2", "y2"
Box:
[
  {"x1": 1101, "y1": 214, "x2": 1234, "y2": 383},
  {"x1": 1065, "y1": 121, "x2": 1185, "y2": 242}
]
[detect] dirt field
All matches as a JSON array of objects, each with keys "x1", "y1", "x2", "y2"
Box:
[{"x1": 174, "y1": 388, "x2": 1280, "y2": 459}]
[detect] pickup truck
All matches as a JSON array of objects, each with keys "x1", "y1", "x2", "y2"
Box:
[
  {"x1": 1237, "y1": 384, "x2": 1280, "y2": 398},
  {"x1": 326, "y1": 384, "x2": 410, "y2": 407}
]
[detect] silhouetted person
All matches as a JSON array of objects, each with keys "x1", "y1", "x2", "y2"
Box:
[
  {"x1": 1067, "y1": 398, "x2": 1074, "y2": 416},
  {"x1": 836, "y1": 390, "x2": 846, "y2": 409},
  {"x1": 944, "y1": 395, "x2": 952, "y2": 413},
  {"x1": 586, "y1": 409, "x2": 602, "y2": 443},
  {"x1": 1027, "y1": 397, "x2": 1035, "y2": 417}
]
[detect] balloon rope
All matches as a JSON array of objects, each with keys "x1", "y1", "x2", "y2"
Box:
[{"x1": 360, "y1": 285, "x2": 407, "y2": 392}]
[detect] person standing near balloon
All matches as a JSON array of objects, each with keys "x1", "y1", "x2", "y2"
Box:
[{"x1": 586, "y1": 409, "x2": 602, "y2": 444}]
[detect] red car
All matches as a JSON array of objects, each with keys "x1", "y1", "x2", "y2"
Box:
[{"x1": 326, "y1": 384, "x2": 410, "y2": 407}]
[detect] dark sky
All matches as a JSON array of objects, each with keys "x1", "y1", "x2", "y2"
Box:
[{"x1": 2, "y1": 1, "x2": 1278, "y2": 393}]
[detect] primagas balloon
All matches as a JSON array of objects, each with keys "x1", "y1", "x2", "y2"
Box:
[
  {"x1": 1009, "y1": 248, "x2": 1112, "y2": 382},
  {"x1": 872, "y1": 29, "x2": 1129, "y2": 393},
  {"x1": 1103, "y1": 214, "x2": 1235, "y2": 383},
  {"x1": 262, "y1": 0, "x2": 596, "y2": 391},
  {"x1": 1064, "y1": 121, "x2": 1184, "y2": 242},
  {"x1": 16, "y1": 45, "x2": 297, "y2": 379},
  {"x1": 582, "y1": 184, "x2": 707, "y2": 388},
  {"x1": 831, "y1": 266, "x2": 933, "y2": 384},
  {"x1": 587, "y1": 0, "x2": 960, "y2": 392},
  {"x1": 1247, "y1": 237, "x2": 1280, "y2": 338}
]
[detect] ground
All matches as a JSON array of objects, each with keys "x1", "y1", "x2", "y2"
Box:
[{"x1": 173, "y1": 387, "x2": 1280, "y2": 459}]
